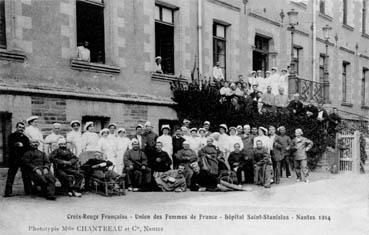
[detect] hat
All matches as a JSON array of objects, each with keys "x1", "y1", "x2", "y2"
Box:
[
  {"x1": 26, "y1": 116, "x2": 38, "y2": 124},
  {"x1": 251, "y1": 71, "x2": 256, "y2": 74},
  {"x1": 295, "y1": 128, "x2": 303, "y2": 135},
  {"x1": 108, "y1": 123, "x2": 117, "y2": 128},
  {"x1": 183, "y1": 140, "x2": 190, "y2": 145},
  {"x1": 144, "y1": 121, "x2": 153, "y2": 127},
  {"x1": 219, "y1": 124, "x2": 228, "y2": 131},
  {"x1": 57, "y1": 137, "x2": 66, "y2": 145},
  {"x1": 198, "y1": 128, "x2": 206, "y2": 133},
  {"x1": 259, "y1": 127, "x2": 268, "y2": 135},
  {"x1": 53, "y1": 123, "x2": 61, "y2": 128},
  {"x1": 203, "y1": 121, "x2": 210, "y2": 126},
  {"x1": 131, "y1": 138, "x2": 139, "y2": 145},
  {"x1": 271, "y1": 67, "x2": 278, "y2": 71},
  {"x1": 99, "y1": 128, "x2": 109, "y2": 135},
  {"x1": 206, "y1": 137, "x2": 214, "y2": 142},
  {"x1": 155, "y1": 56, "x2": 162, "y2": 60},
  {"x1": 70, "y1": 120, "x2": 81, "y2": 127},
  {"x1": 236, "y1": 125, "x2": 243, "y2": 129},
  {"x1": 229, "y1": 126, "x2": 237, "y2": 131},
  {"x1": 84, "y1": 121, "x2": 94, "y2": 131},
  {"x1": 181, "y1": 126, "x2": 188, "y2": 131},
  {"x1": 265, "y1": 71, "x2": 271, "y2": 74},
  {"x1": 183, "y1": 119, "x2": 191, "y2": 124},
  {"x1": 136, "y1": 124, "x2": 144, "y2": 129},
  {"x1": 243, "y1": 124, "x2": 251, "y2": 129},
  {"x1": 277, "y1": 126, "x2": 286, "y2": 132},
  {"x1": 190, "y1": 127, "x2": 197, "y2": 132},
  {"x1": 161, "y1": 124, "x2": 170, "y2": 131},
  {"x1": 117, "y1": 128, "x2": 126, "y2": 134},
  {"x1": 282, "y1": 68, "x2": 288, "y2": 72}
]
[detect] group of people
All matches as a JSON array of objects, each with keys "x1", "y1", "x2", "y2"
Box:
[{"x1": 4, "y1": 114, "x2": 317, "y2": 200}]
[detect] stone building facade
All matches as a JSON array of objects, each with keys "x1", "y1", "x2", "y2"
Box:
[{"x1": 0, "y1": 0, "x2": 368, "y2": 166}]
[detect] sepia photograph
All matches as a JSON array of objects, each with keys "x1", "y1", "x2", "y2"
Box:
[{"x1": 0, "y1": 0, "x2": 368, "y2": 234}]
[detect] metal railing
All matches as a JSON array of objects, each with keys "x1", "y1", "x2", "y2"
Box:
[{"x1": 288, "y1": 74, "x2": 328, "y2": 103}]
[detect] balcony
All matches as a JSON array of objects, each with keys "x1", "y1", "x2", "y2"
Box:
[
  {"x1": 288, "y1": 75, "x2": 328, "y2": 103},
  {"x1": 70, "y1": 58, "x2": 120, "y2": 75}
]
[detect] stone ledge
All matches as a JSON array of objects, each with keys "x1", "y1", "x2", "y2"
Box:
[
  {"x1": 248, "y1": 10, "x2": 281, "y2": 27},
  {"x1": 341, "y1": 102, "x2": 353, "y2": 107},
  {"x1": 0, "y1": 50, "x2": 27, "y2": 63},
  {"x1": 151, "y1": 73, "x2": 187, "y2": 83},
  {"x1": 362, "y1": 33, "x2": 369, "y2": 40},
  {"x1": 361, "y1": 105, "x2": 369, "y2": 110},
  {"x1": 70, "y1": 58, "x2": 121, "y2": 75},
  {"x1": 291, "y1": 1, "x2": 307, "y2": 10},
  {"x1": 318, "y1": 12, "x2": 333, "y2": 22},
  {"x1": 342, "y1": 24, "x2": 354, "y2": 32}
]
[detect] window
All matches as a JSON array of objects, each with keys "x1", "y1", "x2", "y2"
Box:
[
  {"x1": 253, "y1": 35, "x2": 269, "y2": 74},
  {"x1": 76, "y1": 0, "x2": 105, "y2": 63},
  {"x1": 363, "y1": 0, "x2": 367, "y2": 33},
  {"x1": 213, "y1": 22, "x2": 227, "y2": 79},
  {"x1": 0, "y1": 0, "x2": 6, "y2": 48},
  {"x1": 342, "y1": 62, "x2": 350, "y2": 102},
  {"x1": 319, "y1": 55, "x2": 326, "y2": 83},
  {"x1": 319, "y1": 0, "x2": 326, "y2": 14},
  {"x1": 155, "y1": 5, "x2": 175, "y2": 75},
  {"x1": 362, "y1": 68, "x2": 368, "y2": 105},
  {"x1": 292, "y1": 46, "x2": 302, "y2": 75},
  {"x1": 81, "y1": 115, "x2": 110, "y2": 134},
  {"x1": 0, "y1": 112, "x2": 12, "y2": 166},
  {"x1": 343, "y1": 0, "x2": 348, "y2": 25}
]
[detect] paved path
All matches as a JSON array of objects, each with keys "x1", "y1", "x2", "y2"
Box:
[{"x1": 0, "y1": 172, "x2": 368, "y2": 235}]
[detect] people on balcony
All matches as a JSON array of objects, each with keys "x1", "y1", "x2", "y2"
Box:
[
  {"x1": 212, "y1": 61, "x2": 224, "y2": 82},
  {"x1": 154, "y1": 56, "x2": 163, "y2": 74},
  {"x1": 261, "y1": 86, "x2": 275, "y2": 112},
  {"x1": 274, "y1": 87, "x2": 289, "y2": 110},
  {"x1": 278, "y1": 68, "x2": 289, "y2": 93},
  {"x1": 77, "y1": 41, "x2": 91, "y2": 62},
  {"x1": 287, "y1": 94, "x2": 304, "y2": 116},
  {"x1": 270, "y1": 67, "x2": 280, "y2": 95},
  {"x1": 304, "y1": 100, "x2": 319, "y2": 119}
]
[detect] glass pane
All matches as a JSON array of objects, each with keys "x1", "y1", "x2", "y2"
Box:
[
  {"x1": 319, "y1": 56, "x2": 325, "y2": 66},
  {"x1": 155, "y1": 5, "x2": 160, "y2": 20},
  {"x1": 216, "y1": 24, "x2": 225, "y2": 38},
  {"x1": 162, "y1": 7, "x2": 173, "y2": 24}
]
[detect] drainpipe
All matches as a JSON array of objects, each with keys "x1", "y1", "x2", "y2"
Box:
[
  {"x1": 198, "y1": 0, "x2": 203, "y2": 80},
  {"x1": 312, "y1": 0, "x2": 317, "y2": 82}
]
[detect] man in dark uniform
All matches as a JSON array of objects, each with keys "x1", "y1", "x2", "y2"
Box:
[
  {"x1": 49, "y1": 138, "x2": 83, "y2": 197},
  {"x1": 142, "y1": 121, "x2": 158, "y2": 162},
  {"x1": 189, "y1": 162, "x2": 218, "y2": 192},
  {"x1": 4, "y1": 122, "x2": 31, "y2": 197},
  {"x1": 22, "y1": 139, "x2": 56, "y2": 200},
  {"x1": 172, "y1": 128, "x2": 185, "y2": 168},
  {"x1": 287, "y1": 93, "x2": 304, "y2": 116}
]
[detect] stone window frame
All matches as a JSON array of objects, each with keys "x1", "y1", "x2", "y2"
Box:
[
  {"x1": 213, "y1": 20, "x2": 230, "y2": 80},
  {"x1": 341, "y1": 61, "x2": 350, "y2": 104},
  {"x1": 362, "y1": 67, "x2": 369, "y2": 107}
]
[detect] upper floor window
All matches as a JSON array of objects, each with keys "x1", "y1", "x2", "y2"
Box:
[
  {"x1": 155, "y1": 5, "x2": 175, "y2": 75},
  {"x1": 292, "y1": 46, "x2": 302, "y2": 75},
  {"x1": 0, "y1": 0, "x2": 6, "y2": 48},
  {"x1": 253, "y1": 35, "x2": 270, "y2": 75},
  {"x1": 319, "y1": 54, "x2": 326, "y2": 83},
  {"x1": 343, "y1": 0, "x2": 348, "y2": 25},
  {"x1": 362, "y1": 68, "x2": 368, "y2": 106},
  {"x1": 363, "y1": 0, "x2": 368, "y2": 34},
  {"x1": 76, "y1": 0, "x2": 105, "y2": 63},
  {"x1": 213, "y1": 22, "x2": 227, "y2": 79},
  {"x1": 342, "y1": 61, "x2": 350, "y2": 102},
  {"x1": 319, "y1": 0, "x2": 326, "y2": 14}
]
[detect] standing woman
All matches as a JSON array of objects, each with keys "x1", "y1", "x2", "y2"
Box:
[
  {"x1": 115, "y1": 128, "x2": 131, "y2": 174},
  {"x1": 66, "y1": 120, "x2": 82, "y2": 156},
  {"x1": 24, "y1": 116, "x2": 44, "y2": 152},
  {"x1": 81, "y1": 122, "x2": 99, "y2": 152},
  {"x1": 97, "y1": 128, "x2": 118, "y2": 172},
  {"x1": 157, "y1": 125, "x2": 173, "y2": 166},
  {"x1": 218, "y1": 124, "x2": 230, "y2": 164}
]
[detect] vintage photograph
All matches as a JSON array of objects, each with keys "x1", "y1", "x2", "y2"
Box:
[{"x1": 0, "y1": 0, "x2": 368, "y2": 234}]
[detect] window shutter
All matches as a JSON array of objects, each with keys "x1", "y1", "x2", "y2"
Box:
[{"x1": 0, "y1": 0, "x2": 6, "y2": 48}]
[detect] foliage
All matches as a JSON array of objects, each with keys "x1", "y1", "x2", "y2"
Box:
[{"x1": 170, "y1": 80, "x2": 337, "y2": 170}]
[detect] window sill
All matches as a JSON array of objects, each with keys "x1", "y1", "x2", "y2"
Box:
[
  {"x1": 70, "y1": 58, "x2": 120, "y2": 75},
  {"x1": 291, "y1": 1, "x2": 307, "y2": 10},
  {"x1": 341, "y1": 102, "x2": 353, "y2": 107},
  {"x1": 361, "y1": 105, "x2": 369, "y2": 110},
  {"x1": 342, "y1": 24, "x2": 354, "y2": 31},
  {"x1": 0, "y1": 49, "x2": 26, "y2": 63},
  {"x1": 318, "y1": 12, "x2": 333, "y2": 22},
  {"x1": 151, "y1": 73, "x2": 187, "y2": 83},
  {"x1": 362, "y1": 33, "x2": 369, "y2": 39}
]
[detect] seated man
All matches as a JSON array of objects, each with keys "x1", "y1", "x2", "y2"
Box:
[
  {"x1": 189, "y1": 162, "x2": 218, "y2": 192},
  {"x1": 175, "y1": 140, "x2": 198, "y2": 187},
  {"x1": 124, "y1": 139, "x2": 151, "y2": 191},
  {"x1": 228, "y1": 143, "x2": 246, "y2": 185},
  {"x1": 49, "y1": 138, "x2": 83, "y2": 197},
  {"x1": 80, "y1": 152, "x2": 123, "y2": 192},
  {"x1": 22, "y1": 139, "x2": 56, "y2": 200},
  {"x1": 198, "y1": 137, "x2": 225, "y2": 177},
  {"x1": 252, "y1": 140, "x2": 273, "y2": 188},
  {"x1": 151, "y1": 141, "x2": 172, "y2": 190},
  {"x1": 155, "y1": 164, "x2": 186, "y2": 192}
]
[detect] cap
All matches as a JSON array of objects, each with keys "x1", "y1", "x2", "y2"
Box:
[
  {"x1": 117, "y1": 128, "x2": 126, "y2": 134},
  {"x1": 57, "y1": 137, "x2": 67, "y2": 145},
  {"x1": 161, "y1": 124, "x2": 170, "y2": 131},
  {"x1": 271, "y1": 67, "x2": 278, "y2": 71},
  {"x1": 183, "y1": 119, "x2": 191, "y2": 124},
  {"x1": 53, "y1": 123, "x2": 61, "y2": 128},
  {"x1": 108, "y1": 123, "x2": 117, "y2": 128},
  {"x1": 144, "y1": 121, "x2": 153, "y2": 127},
  {"x1": 203, "y1": 121, "x2": 210, "y2": 126},
  {"x1": 189, "y1": 127, "x2": 197, "y2": 132},
  {"x1": 183, "y1": 140, "x2": 190, "y2": 145},
  {"x1": 155, "y1": 56, "x2": 162, "y2": 60},
  {"x1": 229, "y1": 126, "x2": 237, "y2": 131},
  {"x1": 219, "y1": 124, "x2": 228, "y2": 131},
  {"x1": 243, "y1": 124, "x2": 251, "y2": 129},
  {"x1": 265, "y1": 71, "x2": 271, "y2": 74},
  {"x1": 84, "y1": 121, "x2": 94, "y2": 131},
  {"x1": 26, "y1": 116, "x2": 38, "y2": 124},
  {"x1": 236, "y1": 125, "x2": 243, "y2": 129},
  {"x1": 198, "y1": 128, "x2": 206, "y2": 133},
  {"x1": 131, "y1": 138, "x2": 139, "y2": 145},
  {"x1": 282, "y1": 68, "x2": 288, "y2": 72},
  {"x1": 99, "y1": 128, "x2": 109, "y2": 135},
  {"x1": 136, "y1": 124, "x2": 144, "y2": 129},
  {"x1": 70, "y1": 120, "x2": 81, "y2": 127},
  {"x1": 259, "y1": 127, "x2": 268, "y2": 135}
]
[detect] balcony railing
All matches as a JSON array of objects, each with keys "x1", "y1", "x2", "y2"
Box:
[{"x1": 288, "y1": 75, "x2": 328, "y2": 103}]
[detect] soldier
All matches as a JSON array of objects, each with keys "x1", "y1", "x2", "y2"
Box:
[
  {"x1": 66, "y1": 120, "x2": 82, "y2": 156},
  {"x1": 49, "y1": 138, "x2": 83, "y2": 197},
  {"x1": 4, "y1": 122, "x2": 31, "y2": 197},
  {"x1": 175, "y1": 141, "x2": 198, "y2": 187},
  {"x1": 253, "y1": 140, "x2": 273, "y2": 188},
  {"x1": 22, "y1": 139, "x2": 56, "y2": 200},
  {"x1": 291, "y1": 129, "x2": 313, "y2": 183}
]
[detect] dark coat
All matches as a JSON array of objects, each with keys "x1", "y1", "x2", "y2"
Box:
[
  {"x1": 49, "y1": 148, "x2": 78, "y2": 170},
  {"x1": 190, "y1": 170, "x2": 218, "y2": 191},
  {"x1": 172, "y1": 136, "x2": 185, "y2": 155},
  {"x1": 124, "y1": 149, "x2": 148, "y2": 169},
  {"x1": 150, "y1": 150, "x2": 172, "y2": 172},
  {"x1": 228, "y1": 151, "x2": 245, "y2": 168},
  {"x1": 288, "y1": 100, "x2": 304, "y2": 115},
  {"x1": 304, "y1": 105, "x2": 318, "y2": 118},
  {"x1": 8, "y1": 131, "x2": 30, "y2": 165},
  {"x1": 22, "y1": 149, "x2": 51, "y2": 172}
]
